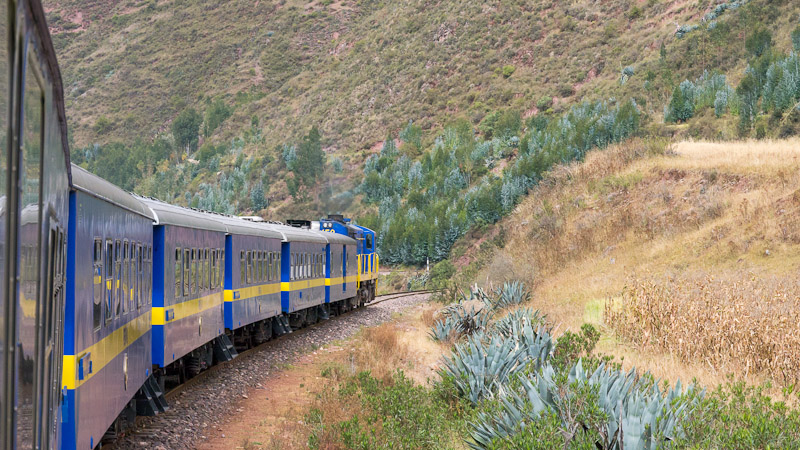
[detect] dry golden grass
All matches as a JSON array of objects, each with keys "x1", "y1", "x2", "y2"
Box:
[
  {"x1": 475, "y1": 137, "x2": 800, "y2": 388},
  {"x1": 661, "y1": 139, "x2": 800, "y2": 176},
  {"x1": 606, "y1": 273, "x2": 800, "y2": 385}
]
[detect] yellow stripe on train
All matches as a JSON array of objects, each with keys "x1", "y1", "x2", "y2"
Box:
[{"x1": 61, "y1": 310, "x2": 151, "y2": 390}]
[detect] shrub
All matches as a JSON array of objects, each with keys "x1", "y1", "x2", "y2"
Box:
[
  {"x1": 93, "y1": 116, "x2": 112, "y2": 134},
  {"x1": 501, "y1": 65, "x2": 516, "y2": 78},
  {"x1": 203, "y1": 98, "x2": 233, "y2": 137},
  {"x1": 675, "y1": 380, "x2": 800, "y2": 448},
  {"x1": 536, "y1": 96, "x2": 553, "y2": 110},
  {"x1": 793, "y1": 25, "x2": 800, "y2": 52},
  {"x1": 745, "y1": 28, "x2": 772, "y2": 58}
]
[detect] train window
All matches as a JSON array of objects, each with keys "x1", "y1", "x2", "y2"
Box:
[
  {"x1": 106, "y1": 240, "x2": 113, "y2": 322},
  {"x1": 220, "y1": 249, "x2": 225, "y2": 288},
  {"x1": 269, "y1": 253, "x2": 274, "y2": 282},
  {"x1": 146, "y1": 247, "x2": 151, "y2": 305},
  {"x1": 137, "y1": 244, "x2": 143, "y2": 309},
  {"x1": 114, "y1": 240, "x2": 122, "y2": 317},
  {"x1": 208, "y1": 249, "x2": 211, "y2": 289},
  {"x1": 197, "y1": 249, "x2": 202, "y2": 291},
  {"x1": 122, "y1": 241, "x2": 129, "y2": 315},
  {"x1": 130, "y1": 244, "x2": 135, "y2": 311},
  {"x1": 129, "y1": 243, "x2": 134, "y2": 312},
  {"x1": 240, "y1": 251, "x2": 245, "y2": 285},
  {"x1": 246, "y1": 251, "x2": 253, "y2": 284},
  {"x1": 93, "y1": 240, "x2": 103, "y2": 330},
  {"x1": 261, "y1": 251, "x2": 266, "y2": 282},
  {"x1": 175, "y1": 248, "x2": 182, "y2": 298},
  {"x1": 255, "y1": 251, "x2": 261, "y2": 282},
  {"x1": 183, "y1": 248, "x2": 190, "y2": 297},
  {"x1": 306, "y1": 253, "x2": 311, "y2": 279},
  {"x1": 290, "y1": 254, "x2": 295, "y2": 281},
  {"x1": 366, "y1": 234, "x2": 373, "y2": 250},
  {"x1": 211, "y1": 250, "x2": 216, "y2": 288},
  {"x1": 203, "y1": 249, "x2": 208, "y2": 291},
  {"x1": 128, "y1": 243, "x2": 135, "y2": 313},
  {"x1": 143, "y1": 247, "x2": 147, "y2": 306},
  {"x1": 190, "y1": 249, "x2": 197, "y2": 294},
  {"x1": 276, "y1": 254, "x2": 280, "y2": 280}
]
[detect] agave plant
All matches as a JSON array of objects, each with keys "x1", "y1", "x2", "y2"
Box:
[
  {"x1": 469, "y1": 360, "x2": 702, "y2": 450},
  {"x1": 486, "y1": 281, "x2": 531, "y2": 311},
  {"x1": 492, "y1": 308, "x2": 546, "y2": 338},
  {"x1": 439, "y1": 333, "x2": 525, "y2": 405},
  {"x1": 439, "y1": 320, "x2": 554, "y2": 405},
  {"x1": 432, "y1": 300, "x2": 493, "y2": 342},
  {"x1": 429, "y1": 316, "x2": 459, "y2": 342}
]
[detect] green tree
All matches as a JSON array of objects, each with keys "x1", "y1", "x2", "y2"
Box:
[
  {"x1": 294, "y1": 126, "x2": 325, "y2": 186},
  {"x1": 172, "y1": 107, "x2": 202, "y2": 153},
  {"x1": 203, "y1": 99, "x2": 232, "y2": 137},
  {"x1": 793, "y1": 25, "x2": 800, "y2": 52},
  {"x1": 737, "y1": 73, "x2": 759, "y2": 135},
  {"x1": 668, "y1": 85, "x2": 693, "y2": 122},
  {"x1": 250, "y1": 181, "x2": 267, "y2": 210}
]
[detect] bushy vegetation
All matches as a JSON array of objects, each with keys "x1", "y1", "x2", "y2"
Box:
[
  {"x1": 665, "y1": 25, "x2": 800, "y2": 137},
  {"x1": 361, "y1": 100, "x2": 640, "y2": 265},
  {"x1": 306, "y1": 371, "x2": 461, "y2": 450}
]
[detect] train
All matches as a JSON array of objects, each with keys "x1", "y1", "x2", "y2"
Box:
[{"x1": 0, "y1": 0, "x2": 379, "y2": 448}]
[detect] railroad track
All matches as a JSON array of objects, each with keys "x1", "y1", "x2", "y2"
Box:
[{"x1": 366, "y1": 289, "x2": 440, "y2": 306}]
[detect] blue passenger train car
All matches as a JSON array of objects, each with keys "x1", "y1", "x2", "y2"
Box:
[
  {"x1": 217, "y1": 215, "x2": 286, "y2": 346},
  {"x1": 138, "y1": 197, "x2": 233, "y2": 380},
  {"x1": 63, "y1": 166, "x2": 155, "y2": 450},
  {"x1": 274, "y1": 223, "x2": 330, "y2": 329},
  {"x1": 322, "y1": 228, "x2": 358, "y2": 312}
]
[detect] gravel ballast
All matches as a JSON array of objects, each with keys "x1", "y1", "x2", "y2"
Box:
[{"x1": 112, "y1": 293, "x2": 431, "y2": 449}]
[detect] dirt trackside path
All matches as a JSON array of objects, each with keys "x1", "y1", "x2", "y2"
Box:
[
  {"x1": 196, "y1": 294, "x2": 442, "y2": 450},
  {"x1": 197, "y1": 346, "x2": 345, "y2": 449}
]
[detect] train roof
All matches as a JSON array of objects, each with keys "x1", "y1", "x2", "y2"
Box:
[
  {"x1": 212, "y1": 215, "x2": 284, "y2": 239},
  {"x1": 71, "y1": 165, "x2": 154, "y2": 220},
  {"x1": 135, "y1": 196, "x2": 227, "y2": 232},
  {"x1": 262, "y1": 222, "x2": 331, "y2": 245}
]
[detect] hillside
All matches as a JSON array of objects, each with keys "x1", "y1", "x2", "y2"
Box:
[
  {"x1": 438, "y1": 137, "x2": 800, "y2": 391},
  {"x1": 43, "y1": 0, "x2": 800, "y2": 219}
]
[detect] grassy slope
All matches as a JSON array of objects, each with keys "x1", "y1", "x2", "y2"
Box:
[
  {"x1": 44, "y1": 0, "x2": 800, "y2": 217},
  {"x1": 459, "y1": 137, "x2": 800, "y2": 391}
]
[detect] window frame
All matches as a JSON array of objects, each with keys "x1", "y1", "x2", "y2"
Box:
[{"x1": 175, "y1": 247, "x2": 182, "y2": 298}]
